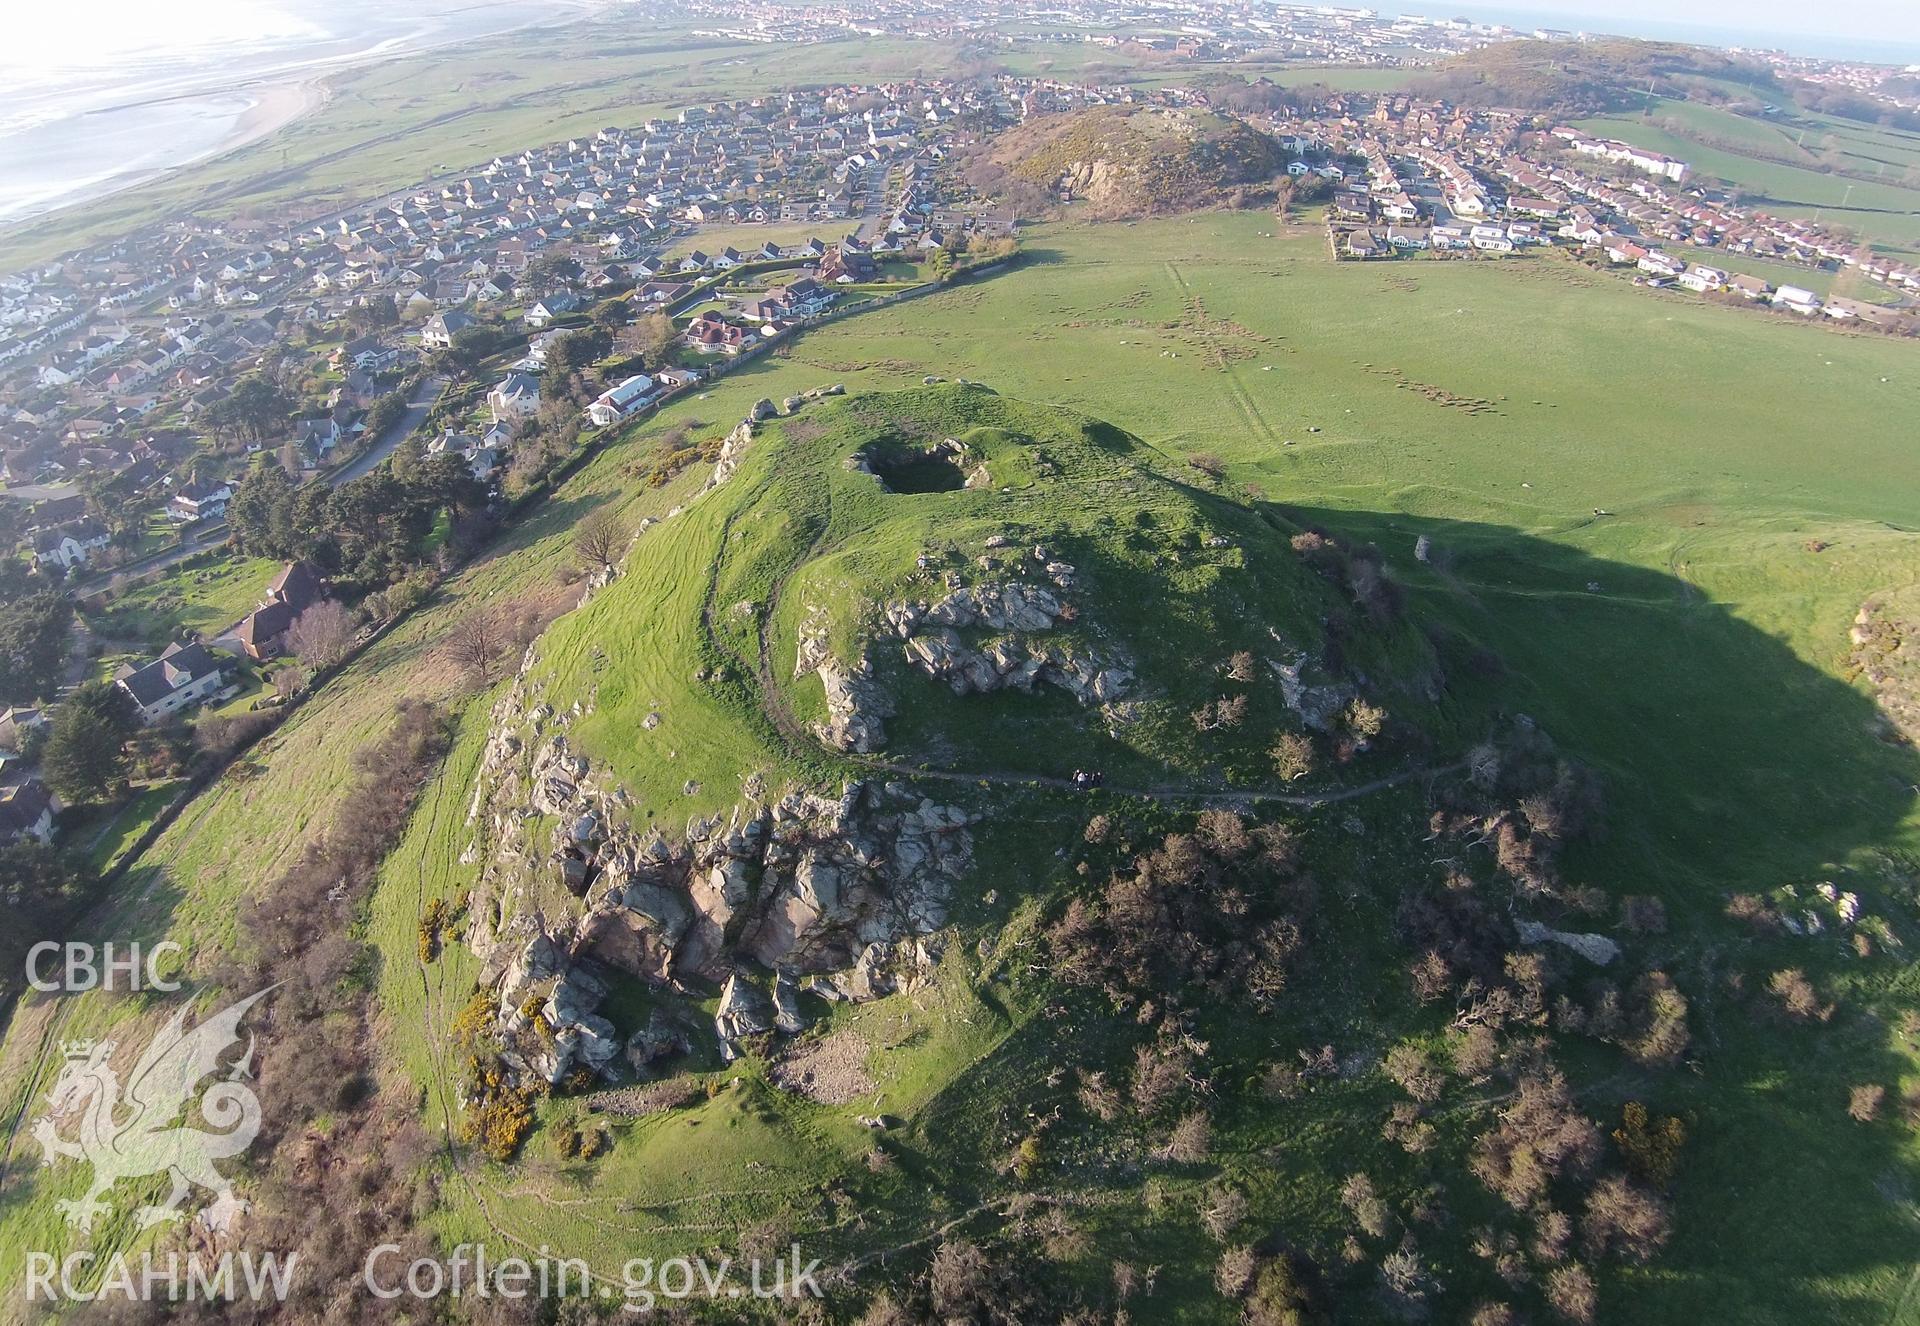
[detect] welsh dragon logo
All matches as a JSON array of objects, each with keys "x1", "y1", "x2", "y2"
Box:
[{"x1": 32, "y1": 988, "x2": 271, "y2": 1234}]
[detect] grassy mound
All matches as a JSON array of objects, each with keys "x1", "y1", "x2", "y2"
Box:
[{"x1": 534, "y1": 384, "x2": 1445, "y2": 810}]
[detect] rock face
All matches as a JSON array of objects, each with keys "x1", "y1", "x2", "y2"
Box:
[
  {"x1": 465, "y1": 674, "x2": 975, "y2": 1080},
  {"x1": 1268, "y1": 654, "x2": 1354, "y2": 733},
  {"x1": 1515, "y1": 919, "x2": 1620, "y2": 966},
  {"x1": 795, "y1": 608, "x2": 894, "y2": 753},
  {"x1": 702, "y1": 419, "x2": 755, "y2": 493},
  {"x1": 886, "y1": 581, "x2": 1132, "y2": 706},
  {"x1": 796, "y1": 570, "x2": 1134, "y2": 756}
]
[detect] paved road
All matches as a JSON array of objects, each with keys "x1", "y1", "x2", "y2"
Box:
[
  {"x1": 68, "y1": 524, "x2": 229, "y2": 596},
  {"x1": 330, "y1": 375, "x2": 447, "y2": 486},
  {"x1": 68, "y1": 375, "x2": 445, "y2": 598}
]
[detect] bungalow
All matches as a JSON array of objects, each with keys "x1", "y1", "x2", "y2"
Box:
[
  {"x1": 1429, "y1": 222, "x2": 1470, "y2": 250},
  {"x1": 1677, "y1": 265, "x2": 1727, "y2": 293},
  {"x1": 587, "y1": 374, "x2": 658, "y2": 428},
  {"x1": 33, "y1": 522, "x2": 111, "y2": 571},
  {"x1": 1824, "y1": 296, "x2": 1897, "y2": 325},
  {"x1": 1385, "y1": 225, "x2": 1431, "y2": 251},
  {"x1": 115, "y1": 641, "x2": 230, "y2": 724},
  {"x1": 815, "y1": 248, "x2": 874, "y2": 284},
  {"x1": 1343, "y1": 229, "x2": 1383, "y2": 259},
  {"x1": 1378, "y1": 194, "x2": 1421, "y2": 223},
  {"x1": 487, "y1": 370, "x2": 542, "y2": 422},
  {"x1": 677, "y1": 250, "x2": 711, "y2": 273},
  {"x1": 0, "y1": 778, "x2": 57, "y2": 845},
  {"x1": 1728, "y1": 273, "x2": 1772, "y2": 300},
  {"x1": 1772, "y1": 285, "x2": 1822, "y2": 315},
  {"x1": 1508, "y1": 197, "x2": 1564, "y2": 219},
  {"x1": 1470, "y1": 225, "x2": 1515, "y2": 253},
  {"x1": 167, "y1": 479, "x2": 233, "y2": 523}
]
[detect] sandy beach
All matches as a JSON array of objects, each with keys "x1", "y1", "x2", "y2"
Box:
[
  {"x1": 0, "y1": 78, "x2": 332, "y2": 226},
  {"x1": 0, "y1": 0, "x2": 603, "y2": 232}
]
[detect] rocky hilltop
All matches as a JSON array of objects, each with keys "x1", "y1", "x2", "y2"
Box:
[
  {"x1": 463, "y1": 668, "x2": 976, "y2": 1080},
  {"x1": 992, "y1": 105, "x2": 1283, "y2": 216}
]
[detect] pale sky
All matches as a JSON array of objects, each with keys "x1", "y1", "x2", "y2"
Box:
[
  {"x1": 1427, "y1": 0, "x2": 1920, "y2": 47},
  {"x1": 1, "y1": 1, "x2": 320, "y2": 71}
]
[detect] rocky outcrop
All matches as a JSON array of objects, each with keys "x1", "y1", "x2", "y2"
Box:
[
  {"x1": 814, "y1": 659, "x2": 893, "y2": 753},
  {"x1": 715, "y1": 972, "x2": 776, "y2": 1062},
  {"x1": 1515, "y1": 919, "x2": 1620, "y2": 966},
  {"x1": 702, "y1": 419, "x2": 755, "y2": 493},
  {"x1": 884, "y1": 580, "x2": 1132, "y2": 707},
  {"x1": 795, "y1": 607, "x2": 893, "y2": 753},
  {"x1": 1268, "y1": 655, "x2": 1354, "y2": 733},
  {"x1": 464, "y1": 675, "x2": 975, "y2": 1082}
]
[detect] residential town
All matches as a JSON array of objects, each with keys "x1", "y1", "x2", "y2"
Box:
[
  {"x1": 2, "y1": 29, "x2": 1916, "y2": 855},
  {"x1": 0, "y1": 74, "x2": 1043, "y2": 584},
  {"x1": 1299, "y1": 97, "x2": 1917, "y2": 327}
]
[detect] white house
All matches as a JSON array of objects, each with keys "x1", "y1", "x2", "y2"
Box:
[
  {"x1": 33, "y1": 523, "x2": 111, "y2": 571},
  {"x1": 115, "y1": 641, "x2": 230, "y2": 724},
  {"x1": 422, "y1": 310, "x2": 476, "y2": 349},
  {"x1": 0, "y1": 778, "x2": 57, "y2": 845},
  {"x1": 1772, "y1": 285, "x2": 1822, "y2": 315},
  {"x1": 524, "y1": 293, "x2": 583, "y2": 328},
  {"x1": 487, "y1": 371, "x2": 542, "y2": 422},
  {"x1": 587, "y1": 374, "x2": 657, "y2": 428},
  {"x1": 168, "y1": 479, "x2": 233, "y2": 523},
  {"x1": 1678, "y1": 265, "x2": 1727, "y2": 293}
]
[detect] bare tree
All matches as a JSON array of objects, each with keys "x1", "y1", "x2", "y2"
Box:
[
  {"x1": 444, "y1": 612, "x2": 505, "y2": 683},
  {"x1": 618, "y1": 312, "x2": 674, "y2": 364},
  {"x1": 1161, "y1": 1110, "x2": 1212, "y2": 1163},
  {"x1": 273, "y1": 664, "x2": 307, "y2": 701},
  {"x1": 574, "y1": 506, "x2": 627, "y2": 572},
  {"x1": 1271, "y1": 730, "x2": 1316, "y2": 781},
  {"x1": 1849, "y1": 1083, "x2": 1886, "y2": 1122},
  {"x1": 286, "y1": 599, "x2": 356, "y2": 670}
]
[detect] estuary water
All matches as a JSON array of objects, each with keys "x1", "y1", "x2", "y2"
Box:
[{"x1": 0, "y1": 0, "x2": 606, "y2": 228}]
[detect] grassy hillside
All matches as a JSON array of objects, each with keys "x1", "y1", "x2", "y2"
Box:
[
  {"x1": 1414, "y1": 39, "x2": 1781, "y2": 114},
  {"x1": 5, "y1": 217, "x2": 1919, "y2": 1323}
]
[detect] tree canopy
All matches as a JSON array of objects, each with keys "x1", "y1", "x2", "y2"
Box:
[
  {"x1": 43, "y1": 708, "x2": 127, "y2": 805},
  {"x1": 205, "y1": 374, "x2": 294, "y2": 444},
  {"x1": 0, "y1": 592, "x2": 73, "y2": 705}
]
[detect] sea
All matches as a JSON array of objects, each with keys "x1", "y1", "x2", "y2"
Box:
[
  {"x1": 0, "y1": 0, "x2": 606, "y2": 227},
  {"x1": 1378, "y1": 2, "x2": 1920, "y2": 66}
]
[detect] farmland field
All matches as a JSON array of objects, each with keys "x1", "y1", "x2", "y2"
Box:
[
  {"x1": 5, "y1": 215, "x2": 1919, "y2": 1323},
  {"x1": 1576, "y1": 102, "x2": 1920, "y2": 256}
]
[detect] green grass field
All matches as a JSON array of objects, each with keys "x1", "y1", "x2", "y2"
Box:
[
  {"x1": 5, "y1": 215, "x2": 1919, "y2": 1323},
  {"x1": 84, "y1": 552, "x2": 281, "y2": 649}
]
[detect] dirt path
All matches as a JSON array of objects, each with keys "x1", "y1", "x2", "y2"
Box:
[{"x1": 853, "y1": 756, "x2": 1462, "y2": 809}]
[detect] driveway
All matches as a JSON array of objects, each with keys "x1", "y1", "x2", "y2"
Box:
[{"x1": 330, "y1": 375, "x2": 446, "y2": 486}]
